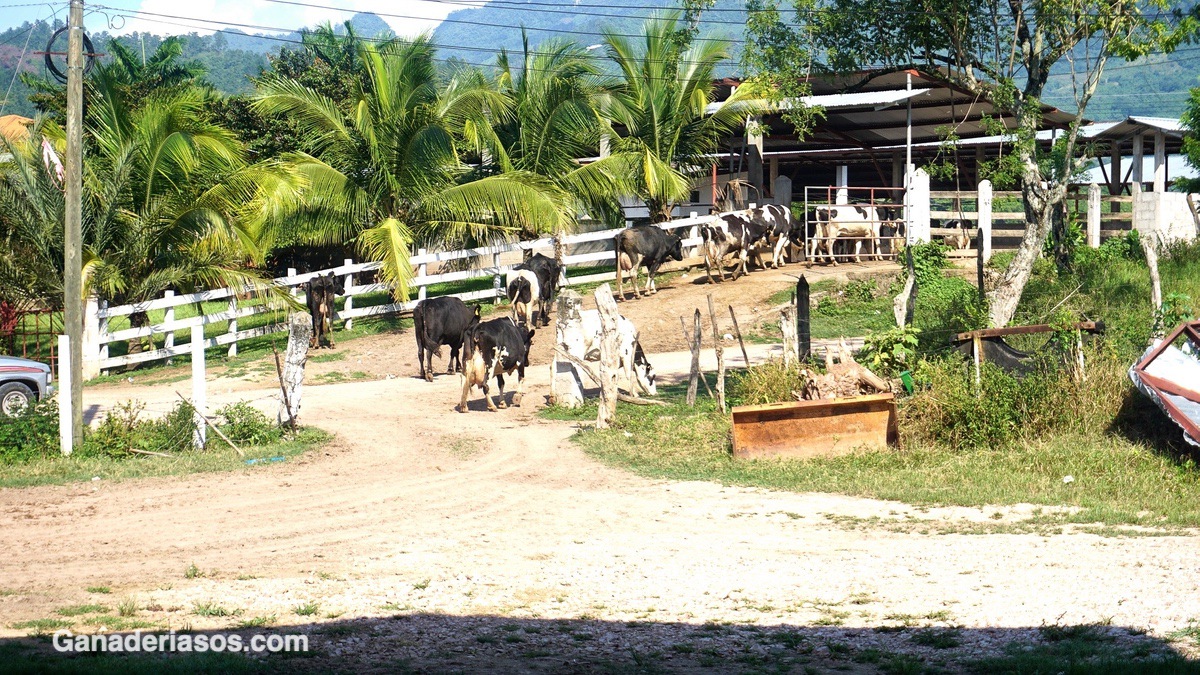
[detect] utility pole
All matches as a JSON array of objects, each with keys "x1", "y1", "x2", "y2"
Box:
[{"x1": 64, "y1": 0, "x2": 84, "y2": 448}]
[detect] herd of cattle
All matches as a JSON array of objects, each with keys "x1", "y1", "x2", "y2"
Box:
[{"x1": 302, "y1": 203, "x2": 971, "y2": 412}]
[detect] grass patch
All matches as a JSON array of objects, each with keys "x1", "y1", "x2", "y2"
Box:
[
  {"x1": 967, "y1": 627, "x2": 1194, "y2": 675},
  {"x1": 293, "y1": 602, "x2": 319, "y2": 616},
  {"x1": 542, "y1": 371, "x2": 1200, "y2": 528},
  {"x1": 308, "y1": 351, "x2": 348, "y2": 363},
  {"x1": 192, "y1": 601, "x2": 239, "y2": 618},
  {"x1": 0, "y1": 428, "x2": 329, "y2": 488},
  {"x1": 55, "y1": 604, "x2": 109, "y2": 617},
  {"x1": 81, "y1": 615, "x2": 163, "y2": 630},
  {"x1": 10, "y1": 618, "x2": 73, "y2": 634},
  {"x1": 86, "y1": 586, "x2": 111, "y2": 594},
  {"x1": 0, "y1": 644, "x2": 271, "y2": 674}
]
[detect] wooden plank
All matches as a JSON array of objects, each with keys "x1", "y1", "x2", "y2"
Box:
[
  {"x1": 731, "y1": 394, "x2": 898, "y2": 460},
  {"x1": 953, "y1": 321, "x2": 1102, "y2": 342}
]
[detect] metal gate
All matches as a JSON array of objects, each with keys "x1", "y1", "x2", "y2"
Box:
[{"x1": 802, "y1": 186, "x2": 906, "y2": 264}]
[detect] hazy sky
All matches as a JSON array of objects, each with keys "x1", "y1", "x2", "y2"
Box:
[{"x1": 2, "y1": 0, "x2": 467, "y2": 38}]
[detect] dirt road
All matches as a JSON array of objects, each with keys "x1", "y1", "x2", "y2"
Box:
[{"x1": 1, "y1": 261, "x2": 1197, "y2": 672}]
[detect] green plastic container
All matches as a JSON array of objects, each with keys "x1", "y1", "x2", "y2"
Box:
[{"x1": 899, "y1": 370, "x2": 914, "y2": 394}]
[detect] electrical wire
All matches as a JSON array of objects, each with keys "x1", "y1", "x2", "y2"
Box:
[{"x1": 0, "y1": 7, "x2": 43, "y2": 116}]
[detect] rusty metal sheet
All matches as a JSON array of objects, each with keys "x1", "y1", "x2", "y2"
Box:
[
  {"x1": 1130, "y1": 320, "x2": 1200, "y2": 447},
  {"x1": 731, "y1": 394, "x2": 899, "y2": 460}
]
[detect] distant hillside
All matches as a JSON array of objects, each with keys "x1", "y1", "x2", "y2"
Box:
[
  {"x1": 1, "y1": 7, "x2": 1195, "y2": 121},
  {"x1": 430, "y1": 0, "x2": 746, "y2": 74},
  {"x1": 0, "y1": 13, "x2": 393, "y2": 117}
]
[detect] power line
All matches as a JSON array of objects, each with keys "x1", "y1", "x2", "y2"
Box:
[{"x1": 0, "y1": 7, "x2": 42, "y2": 115}]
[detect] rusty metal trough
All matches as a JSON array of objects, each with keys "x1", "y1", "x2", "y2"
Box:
[{"x1": 730, "y1": 393, "x2": 899, "y2": 460}]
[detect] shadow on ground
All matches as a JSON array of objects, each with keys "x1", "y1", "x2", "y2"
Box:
[{"x1": 2, "y1": 613, "x2": 1197, "y2": 674}]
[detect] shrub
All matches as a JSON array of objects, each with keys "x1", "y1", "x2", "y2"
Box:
[
  {"x1": 899, "y1": 344, "x2": 1132, "y2": 450},
  {"x1": 860, "y1": 326, "x2": 920, "y2": 376},
  {"x1": 0, "y1": 398, "x2": 60, "y2": 463},
  {"x1": 728, "y1": 359, "x2": 806, "y2": 406},
  {"x1": 216, "y1": 402, "x2": 281, "y2": 446},
  {"x1": 84, "y1": 401, "x2": 196, "y2": 456}
]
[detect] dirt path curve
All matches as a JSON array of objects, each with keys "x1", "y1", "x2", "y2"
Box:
[{"x1": 2, "y1": 261, "x2": 1198, "y2": 671}]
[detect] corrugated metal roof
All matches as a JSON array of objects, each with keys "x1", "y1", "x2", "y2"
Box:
[{"x1": 704, "y1": 88, "x2": 929, "y2": 116}]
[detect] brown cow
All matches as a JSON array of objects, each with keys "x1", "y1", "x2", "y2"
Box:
[{"x1": 304, "y1": 272, "x2": 342, "y2": 348}]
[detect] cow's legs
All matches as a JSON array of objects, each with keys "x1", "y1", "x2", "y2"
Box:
[
  {"x1": 457, "y1": 375, "x2": 472, "y2": 413},
  {"x1": 494, "y1": 374, "x2": 507, "y2": 409},
  {"x1": 448, "y1": 346, "x2": 459, "y2": 375},
  {"x1": 424, "y1": 349, "x2": 435, "y2": 382},
  {"x1": 512, "y1": 365, "x2": 525, "y2": 406},
  {"x1": 773, "y1": 236, "x2": 788, "y2": 268}
]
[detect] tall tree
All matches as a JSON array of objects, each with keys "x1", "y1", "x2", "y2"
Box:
[
  {"x1": 254, "y1": 35, "x2": 572, "y2": 298},
  {"x1": 1180, "y1": 86, "x2": 1200, "y2": 191},
  {"x1": 491, "y1": 36, "x2": 632, "y2": 230},
  {"x1": 603, "y1": 13, "x2": 769, "y2": 222},
  {"x1": 746, "y1": 0, "x2": 1198, "y2": 326}
]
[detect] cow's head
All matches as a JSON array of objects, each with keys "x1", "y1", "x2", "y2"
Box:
[
  {"x1": 667, "y1": 233, "x2": 684, "y2": 262},
  {"x1": 632, "y1": 341, "x2": 657, "y2": 396}
]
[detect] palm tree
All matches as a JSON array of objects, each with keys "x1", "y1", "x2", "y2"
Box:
[
  {"x1": 603, "y1": 14, "x2": 769, "y2": 222},
  {"x1": 491, "y1": 36, "x2": 631, "y2": 230},
  {"x1": 254, "y1": 35, "x2": 572, "y2": 299},
  {"x1": 0, "y1": 84, "x2": 292, "y2": 343}
]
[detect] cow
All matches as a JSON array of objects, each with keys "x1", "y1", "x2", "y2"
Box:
[
  {"x1": 576, "y1": 310, "x2": 657, "y2": 396},
  {"x1": 458, "y1": 317, "x2": 535, "y2": 413},
  {"x1": 808, "y1": 205, "x2": 891, "y2": 265},
  {"x1": 614, "y1": 225, "x2": 683, "y2": 300},
  {"x1": 880, "y1": 210, "x2": 907, "y2": 258},
  {"x1": 413, "y1": 297, "x2": 479, "y2": 382},
  {"x1": 941, "y1": 219, "x2": 971, "y2": 250},
  {"x1": 701, "y1": 212, "x2": 768, "y2": 283},
  {"x1": 748, "y1": 204, "x2": 800, "y2": 268},
  {"x1": 505, "y1": 268, "x2": 540, "y2": 327},
  {"x1": 303, "y1": 272, "x2": 342, "y2": 348},
  {"x1": 514, "y1": 252, "x2": 561, "y2": 327}
]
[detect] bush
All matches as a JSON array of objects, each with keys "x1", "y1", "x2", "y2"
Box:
[
  {"x1": 728, "y1": 359, "x2": 807, "y2": 406},
  {"x1": 859, "y1": 326, "x2": 920, "y2": 376},
  {"x1": 84, "y1": 401, "x2": 195, "y2": 456},
  {"x1": 216, "y1": 402, "x2": 281, "y2": 446},
  {"x1": 0, "y1": 398, "x2": 60, "y2": 463},
  {"x1": 900, "y1": 344, "x2": 1132, "y2": 450}
]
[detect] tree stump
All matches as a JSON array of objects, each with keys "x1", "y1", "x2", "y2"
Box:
[
  {"x1": 277, "y1": 312, "x2": 312, "y2": 428},
  {"x1": 595, "y1": 284, "x2": 620, "y2": 429}
]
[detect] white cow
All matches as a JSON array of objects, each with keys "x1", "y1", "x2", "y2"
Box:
[
  {"x1": 810, "y1": 205, "x2": 894, "y2": 265},
  {"x1": 574, "y1": 310, "x2": 657, "y2": 396}
]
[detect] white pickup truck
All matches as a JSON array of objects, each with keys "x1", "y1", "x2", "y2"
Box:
[{"x1": 0, "y1": 355, "x2": 53, "y2": 417}]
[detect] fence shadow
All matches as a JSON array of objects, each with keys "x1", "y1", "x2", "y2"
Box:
[{"x1": 2, "y1": 613, "x2": 1195, "y2": 674}]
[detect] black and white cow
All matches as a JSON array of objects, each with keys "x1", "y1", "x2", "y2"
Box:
[
  {"x1": 748, "y1": 204, "x2": 800, "y2": 268},
  {"x1": 614, "y1": 225, "x2": 683, "y2": 300},
  {"x1": 505, "y1": 268, "x2": 540, "y2": 327},
  {"x1": 413, "y1": 296, "x2": 479, "y2": 382},
  {"x1": 304, "y1": 272, "x2": 342, "y2": 348},
  {"x1": 514, "y1": 252, "x2": 561, "y2": 327},
  {"x1": 940, "y1": 219, "x2": 971, "y2": 250},
  {"x1": 576, "y1": 310, "x2": 657, "y2": 396},
  {"x1": 457, "y1": 317, "x2": 535, "y2": 413},
  {"x1": 809, "y1": 205, "x2": 891, "y2": 265},
  {"x1": 701, "y1": 212, "x2": 768, "y2": 283}
]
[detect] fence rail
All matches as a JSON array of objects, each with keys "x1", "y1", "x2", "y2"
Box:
[{"x1": 89, "y1": 214, "x2": 714, "y2": 375}]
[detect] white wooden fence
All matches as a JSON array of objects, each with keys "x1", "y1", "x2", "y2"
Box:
[{"x1": 83, "y1": 214, "x2": 715, "y2": 378}]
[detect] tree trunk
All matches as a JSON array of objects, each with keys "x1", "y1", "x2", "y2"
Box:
[
  {"x1": 595, "y1": 284, "x2": 620, "y2": 429},
  {"x1": 277, "y1": 312, "x2": 312, "y2": 428}
]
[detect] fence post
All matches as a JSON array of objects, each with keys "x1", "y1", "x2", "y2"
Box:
[
  {"x1": 977, "y1": 179, "x2": 993, "y2": 263},
  {"x1": 342, "y1": 258, "x2": 354, "y2": 331},
  {"x1": 97, "y1": 299, "x2": 109, "y2": 372},
  {"x1": 908, "y1": 168, "x2": 931, "y2": 243},
  {"x1": 288, "y1": 268, "x2": 299, "y2": 300},
  {"x1": 162, "y1": 291, "x2": 174, "y2": 365},
  {"x1": 57, "y1": 334, "x2": 72, "y2": 456},
  {"x1": 796, "y1": 276, "x2": 810, "y2": 361},
  {"x1": 81, "y1": 295, "x2": 101, "y2": 381},
  {"x1": 1087, "y1": 182, "x2": 1102, "y2": 248},
  {"x1": 417, "y1": 248, "x2": 428, "y2": 302},
  {"x1": 227, "y1": 295, "x2": 238, "y2": 359},
  {"x1": 493, "y1": 250, "x2": 502, "y2": 302},
  {"x1": 191, "y1": 325, "x2": 206, "y2": 449}
]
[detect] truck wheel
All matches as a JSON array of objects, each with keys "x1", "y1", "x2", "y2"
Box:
[{"x1": 0, "y1": 382, "x2": 35, "y2": 417}]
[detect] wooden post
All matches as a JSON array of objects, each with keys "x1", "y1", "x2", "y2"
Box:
[
  {"x1": 63, "y1": 0, "x2": 84, "y2": 449},
  {"x1": 707, "y1": 295, "x2": 726, "y2": 413},
  {"x1": 493, "y1": 250, "x2": 502, "y2": 302},
  {"x1": 191, "y1": 325, "x2": 206, "y2": 449},
  {"x1": 57, "y1": 334, "x2": 72, "y2": 456},
  {"x1": 288, "y1": 268, "x2": 299, "y2": 299},
  {"x1": 227, "y1": 296, "x2": 238, "y2": 358},
  {"x1": 417, "y1": 248, "x2": 428, "y2": 302},
  {"x1": 1132, "y1": 133, "x2": 1144, "y2": 195},
  {"x1": 1153, "y1": 131, "x2": 1166, "y2": 193},
  {"x1": 796, "y1": 276, "x2": 810, "y2": 360},
  {"x1": 972, "y1": 334, "x2": 982, "y2": 393},
  {"x1": 161, "y1": 292, "x2": 172, "y2": 365},
  {"x1": 277, "y1": 312, "x2": 312, "y2": 428},
  {"x1": 552, "y1": 289, "x2": 585, "y2": 408},
  {"x1": 595, "y1": 284, "x2": 620, "y2": 429},
  {"x1": 686, "y1": 311, "x2": 701, "y2": 406},
  {"x1": 342, "y1": 258, "x2": 354, "y2": 331},
  {"x1": 977, "y1": 180, "x2": 993, "y2": 263},
  {"x1": 728, "y1": 305, "x2": 750, "y2": 366},
  {"x1": 1086, "y1": 183, "x2": 1102, "y2": 248},
  {"x1": 781, "y1": 305, "x2": 798, "y2": 366}
]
